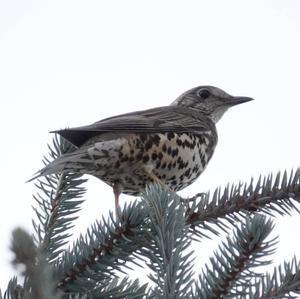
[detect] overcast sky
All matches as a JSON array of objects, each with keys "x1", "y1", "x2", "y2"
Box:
[{"x1": 1, "y1": 0, "x2": 300, "y2": 290}]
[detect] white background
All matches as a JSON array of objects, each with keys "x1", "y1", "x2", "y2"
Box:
[{"x1": 1, "y1": 0, "x2": 300, "y2": 291}]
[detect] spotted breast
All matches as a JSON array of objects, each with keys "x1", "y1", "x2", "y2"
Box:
[{"x1": 80, "y1": 131, "x2": 217, "y2": 196}]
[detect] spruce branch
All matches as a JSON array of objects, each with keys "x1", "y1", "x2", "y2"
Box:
[
  {"x1": 1, "y1": 277, "x2": 23, "y2": 299},
  {"x1": 141, "y1": 185, "x2": 194, "y2": 298},
  {"x1": 61, "y1": 277, "x2": 148, "y2": 299},
  {"x1": 90, "y1": 277, "x2": 148, "y2": 299},
  {"x1": 55, "y1": 201, "x2": 149, "y2": 297},
  {"x1": 53, "y1": 170, "x2": 300, "y2": 297},
  {"x1": 193, "y1": 214, "x2": 277, "y2": 298},
  {"x1": 187, "y1": 169, "x2": 300, "y2": 238},
  {"x1": 32, "y1": 135, "x2": 87, "y2": 263},
  {"x1": 247, "y1": 257, "x2": 300, "y2": 299}
]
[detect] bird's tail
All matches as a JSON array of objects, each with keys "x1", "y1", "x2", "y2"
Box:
[{"x1": 27, "y1": 149, "x2": 87, "y2": 182}]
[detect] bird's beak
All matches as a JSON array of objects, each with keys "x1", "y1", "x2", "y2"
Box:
[{"x1": 225, "y1": 96, "x2": 254, "y2": 106}]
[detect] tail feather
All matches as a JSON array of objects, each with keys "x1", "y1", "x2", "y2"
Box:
[{"x1": 27, "y1": 149, "x2": 87, "y2": 182}]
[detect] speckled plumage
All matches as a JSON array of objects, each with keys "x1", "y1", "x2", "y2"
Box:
[
  {"x1": 60, "y1": 131, "x2": 216, "y2": 195},
  {"x1": 34, "y1": 85, "x2": 253, "y2": 210}
]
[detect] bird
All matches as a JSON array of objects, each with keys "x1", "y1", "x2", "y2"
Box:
[{"x1": 32, "y1": 86, "x2": 253, "y2": 212}]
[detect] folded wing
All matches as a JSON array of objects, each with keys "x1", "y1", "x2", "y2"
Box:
[{"x1": 52, "y1": 106, "x2": 215, "y2": 147}]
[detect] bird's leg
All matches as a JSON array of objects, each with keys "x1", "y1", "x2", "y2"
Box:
[{"x1": 113, "y1": 182, "x2": 122, "y2": 216}]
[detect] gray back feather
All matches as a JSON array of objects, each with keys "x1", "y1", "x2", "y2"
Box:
[{"x1": 52, "y1": 106, "x2": 217, "y2": 147}]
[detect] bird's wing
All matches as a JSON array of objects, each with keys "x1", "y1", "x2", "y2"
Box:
[{"x1": 52, "y1": 106, "x2": 216, "y2": 147}]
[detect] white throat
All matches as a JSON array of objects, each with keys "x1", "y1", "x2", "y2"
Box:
[{"x1": 210, "y1": 107, "x2": 228, "y2": 123}]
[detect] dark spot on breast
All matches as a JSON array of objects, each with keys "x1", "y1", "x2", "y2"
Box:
[
  {"x1": 192, "y1": 165, "x2": 200, "y2": 173},
  {"x1": 162, "y1": 144, "x2": 167, "y2": 152},
  {"x1": 143, "y1": 155, "x2": 149, "y2": 163},
  {"x1": 171, "y1": 180, "x2": 177, "y2": 186},
  {"x1": 192, "y1": 154, "x2": 196, "y2": 161},
  {"x1": 145, "y1": 140, "x2": 153, "y2": 151},
  {"x1": 158, "y1": 152, "x2": 163, "y2": 160},
  {"x1": 153, "y1": 134, "x2": 161, "y2": 146},
  {"x1": 184, "y1": 169, "x2": 191, "y2": 177},
  {"x1": 161, "y1": 162, "x2": 166, "y2": 169},
  {"x1": 176, "y1": 138, "x2": 183, "y2": 146},
  {"x1": 139, "y1": 134, "x2": 147, "y2": 143},
  {"x1": 199, "y1": 136, "x2": 206, "y2": 145},
  {"x1": 171, "y1": 148, "x2": 179, "y2": 157},
  {"x1": 152, "y1": 153, "x2": 158, "y2": 160},
  {"x1": 135, "y1": 138, "x2": 141, "y2": 147},
  {"x1": 114, "y1": 161, "x2": 120, "y2": 168},
  {"x1": 200, "y1": 152, "x2": 206, "y2": 166},
  {"x1": 178, "y1": 160, "x2": 185, "y2": 170},
  {"x1": 168, "y1": 162, "x2": 172, "y2": 170},
  {"x1": 167, "y1": 132, "x2": 175, "y2": 140},
  {"x1": 167, "y1": 147, "x2": 172, "y2": 155},
  {"x1": 183, "y1": 139, "x2": 192, "y2": 149}
]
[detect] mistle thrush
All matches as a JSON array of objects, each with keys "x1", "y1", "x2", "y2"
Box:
[{"x1": 33, "y1": 86, "x2": 253, "y2": 211}]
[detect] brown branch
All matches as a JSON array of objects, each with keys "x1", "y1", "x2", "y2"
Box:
[
  {"x1": 57, "y1": 211, "x2": 148, "y2": 290},
  {"x1": 187, "y1": 181, "x2": 300, "y2": 227}
]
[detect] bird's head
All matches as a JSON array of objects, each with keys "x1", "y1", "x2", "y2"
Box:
[{"x1": 171, "y1": 86, "x2": 253, "y2": 123}]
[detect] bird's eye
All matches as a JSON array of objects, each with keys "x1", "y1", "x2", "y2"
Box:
[{"x1": 197, "y1": 89, "x2": 210, "y2": 99}]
